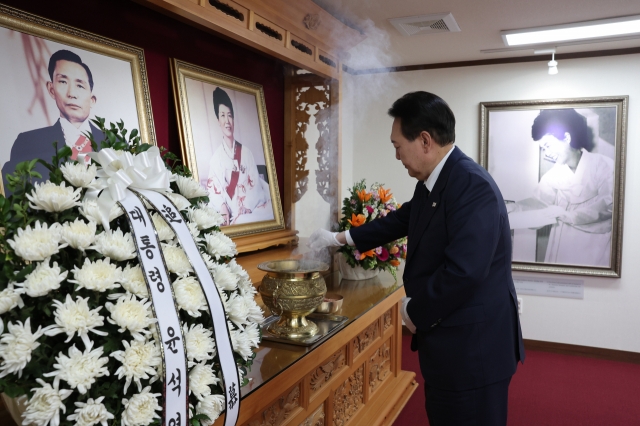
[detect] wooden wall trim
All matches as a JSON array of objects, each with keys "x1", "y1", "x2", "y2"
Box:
[
  {"x1": 343, "y1": 46, "x2": 640, "y2": 75},
  {"x1": 524, "y1": 339, "x2": 640, "y2": 364}
]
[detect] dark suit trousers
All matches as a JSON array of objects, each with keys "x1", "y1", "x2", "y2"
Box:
[{"x1": 424, "y1": 377, "x2": 511, "y2": 426}]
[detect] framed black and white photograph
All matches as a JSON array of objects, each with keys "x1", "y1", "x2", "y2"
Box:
[
  {"x1": 170, "y1": 58, "x2": 284, "y2": 238},
  {"x1": 480, "y1": 96, "x2": 628, "y2": 277},
  {"x1": 0, "y1": 4, "x2": 156, "y2": 196}
]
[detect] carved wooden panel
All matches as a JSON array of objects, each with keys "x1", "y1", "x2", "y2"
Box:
[
  {"x1": 309, "y1": 347, "x2": 346, "y2": 395},
  {"x1": 293, "y1": 83, "x2": 333, "y2": 203},
  {"x1": 383, "y1": 309, "x2": 392, "y2": 331},
  {"x1": 332, "y1": 365, "x2": 364, "y2": 426},
  {"x1": 352, "y1": 321, "x2": 380, "y2": 359},
  {"x1": 246, "y1": 384, "x2": 301, "y2": 426},
  {"x1": 301, "y1": 404, "x2": 325, "y2": 426},
  {"x1": 368, "y1": 339, "x2": 391, "y2": 395}
]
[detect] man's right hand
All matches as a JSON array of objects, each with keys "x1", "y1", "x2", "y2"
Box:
[{"x1": 309, "y1": 229, "x2": 344, "y2": 251}]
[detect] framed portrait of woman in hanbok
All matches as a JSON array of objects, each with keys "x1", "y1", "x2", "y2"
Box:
[
  {"x1": 0, "y1": 4, "x2": 156, "y2": 197},
  {"x1": 480, "y1": 96, "x2": 628, "y2": 277},
  {"x1": 170, "y1": 59, "x2": 285, "y2": 239}
]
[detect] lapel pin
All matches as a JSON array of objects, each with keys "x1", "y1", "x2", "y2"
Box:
[{"x1": 432, "y1": 202, "x2": 437, "y2": 207}]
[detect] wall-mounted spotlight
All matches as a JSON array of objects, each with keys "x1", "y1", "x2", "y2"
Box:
[{"x1": 534, "y1": 48, "x2": 558, "y2": 75}]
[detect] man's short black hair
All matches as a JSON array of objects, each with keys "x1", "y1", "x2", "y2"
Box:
[
  {"x1": 388, "y1": 91, "x2": 455, "y2": 146},
  {"x1": 48, "y1": 49, "x2": 94, "y2": 91},
  {"x1": 531, "y1": 109, "x2": 593, "y2": 151},
  {"x1": 213, "y1": 87, "x2": 234, "y2": 118}
]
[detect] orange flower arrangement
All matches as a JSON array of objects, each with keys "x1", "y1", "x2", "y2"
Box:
[
  {"x1": 356, "y1": 188, "x2": 371, "y2": 202},
  {"x1": 378, "y1": 187, "x2": 393, "y2": 203},
  {"x1": 347, "y1": 213, "x2": 366, "y2": 227},
  {"x1": 338, "y1": 180, "x2": 407, "y2": 280},
  {"x1": 358, "y1": 249, "x2": 376, "y2": 260}
]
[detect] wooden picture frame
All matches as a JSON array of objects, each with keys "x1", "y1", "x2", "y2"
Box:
[
  {"x1": 170, "y1": 58, "x2": 287, "y2": 243},
  {"x1": 0, "y1": 4, "x2": 156, "y2": 196},
  {"x1": 480, "y1": 96, "x2": 628, "y2": 277}
]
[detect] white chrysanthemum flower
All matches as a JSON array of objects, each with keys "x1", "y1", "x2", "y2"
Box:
[
  {"x1": 111, "y1": 339, "x2": 162, "y2": 393},
  {"x1": 230, "y1": 322, "x2": 260, "y2": 361},
  {"x1": 26, "y1": 181, "x2": 82, "y2": 212},
  {"x1": 189, "y1": 364, "x2": 219, "y2": 401},
  {"x1": 244, "y1": 293, "x2": 264, "y2": 325},
  {"x1": 7, "y1": 221, "x2": 65, "y2": 261},
  {"x1": 0, "y1": 318, "x2": 46, "y2": 378},
  {"x1": 183, "y1": 323, "x2": 216, "y2": 367},
  {"x1": 238, "y1": 277, "x2": 257, "y2": 298},
  {"x1": 120, "y1": 265, "x2": 149, "y2": 298},
  {"x1": 44, "y1": 294, "x2": 107, "y2": 348},
  {"x1": 43, "y1": 343, "x2": 109, "y2": 394},
  {"x1": 204, "y1": 231, "x2": 237, "y2": 260},
  {"x1": 121, "y1": 386, "x2": 162, "y2": 426},
  {"x1": 188, "y1": 203, "x2": 224, "y2": 229},
  {"x1": 90, "y1": 229, "x2": 136, "y2": 261},
  {"x1": 201, "y1": 253, "x2": 219, "y2": 271},
  {"x1": 226, "y1": 293, "x2": 251, "y2": 328},
  {"x1": 106, "y1": 295, "x2": 155, "y2": 341},
  {"x1": 230, "y1": 324, "x2": 252, "y2": 361},
  {"x1": 0, "y1": 283, "x2": 24, "y2": 314},
  {"x1": 173, "y1": 276, "x2": 207, "y2": 317},
  {"x1": 67, "y1": 396, "x2": 114, "y2": 426},
  {"x1": 209, "y1": 263, "x2": 238, "y2": 291},
  {"x1": 228, "y1": 259, "x2": 250, "y2": 281},
  {"x1": 61, "y1": 218, "x2": 97, "y2": 251},
  {"x1": 196, "y1": 394, "x2": 225, "y2": 425},
  {"x1": 60, "y1": 161, "x2": 97, "y2": 188},
  {"x1": 15, "y1": 258, "x2": 68, "y2": 298},
  {"x1": 187, "y1": 221, "x2": 201, "y2": 241},
  {"x1": 23, "y1": 378, "x2": 72, "y2": 426},
  {"x1": 165, "y1": 192, "x2": 191, "y2": 211},
  {"x1": 69, "y1": 258, "x2": 122, "y2": 292},
  {"x1": 175, "y1": 175, "x2": 209, "y2": 199},
  {"x1": 151, "y1": 212, "x2": 175, "y2": 242},
  {"x1": 162, "y1": 243, "x2": 193, "y2": 276},
  {"x1": 80, "y1": 198, "x2": 124, "y2": 224},
  {"x1": 244, "y1": 321, "x2": 261, "y2": 348}
]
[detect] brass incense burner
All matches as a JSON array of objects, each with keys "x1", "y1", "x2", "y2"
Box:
[{"x1": 258, "y1": 259, "x2": 329, "y2": 339}]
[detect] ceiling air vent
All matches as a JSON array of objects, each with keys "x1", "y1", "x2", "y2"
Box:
[{"x1": 389, "y1": 13, "x2": 461, "y2": 37}]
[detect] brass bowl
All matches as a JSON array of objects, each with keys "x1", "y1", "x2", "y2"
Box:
[
  {"x1": 258, "y1": 259, "x2": 329, "y2": 339},
  {"x1": 315, "y1": 293, "x2": 344, "y2": 314}
]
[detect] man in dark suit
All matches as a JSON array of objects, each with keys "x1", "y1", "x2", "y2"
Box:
[
  {"x1": 310, "y1": 92, "x2": 524, "y2": 425},
  {"x1": 2, "y1": 49, "x2": 105, "y2": 194}
]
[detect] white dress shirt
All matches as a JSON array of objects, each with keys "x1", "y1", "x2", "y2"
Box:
[{"x1": 59, "y1": 117, "x2": 92, "y2": 148}]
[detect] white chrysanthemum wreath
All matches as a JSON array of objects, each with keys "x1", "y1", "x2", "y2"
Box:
[{"x1": 0, "y1": 118, "x2": 263, "y2": 426}]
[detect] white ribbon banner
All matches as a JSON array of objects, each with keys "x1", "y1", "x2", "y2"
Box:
[
  {"x1": 137, "y1": 189, "x2": 241, "y2": 426},
  {"x1": 119, "y1": 190, "x2": 189, "y2": 426}
]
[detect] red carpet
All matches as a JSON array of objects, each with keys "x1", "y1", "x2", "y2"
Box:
[{"x1": 393, "y1": 334, "x2": 640, "y2": 425}]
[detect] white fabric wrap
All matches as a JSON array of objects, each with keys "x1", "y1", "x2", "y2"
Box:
[
  {"x1": 119, "y1": 190, "x2": 188, "y2": 426},
  {"x1": 137, "y1": 188, "x2": 241, "y2": 426},
  {"x1": 85, "y1": 147, "x2": 173, "y2": 229}
]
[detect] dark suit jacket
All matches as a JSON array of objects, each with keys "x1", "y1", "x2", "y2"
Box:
[
  {"x1": 2, "y1": 119, "x2": 105, "y2": 195},
  {"x1": 350, "y1": 146, "x2": 525, "y2": 391}
]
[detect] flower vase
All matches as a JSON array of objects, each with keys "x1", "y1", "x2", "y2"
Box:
[{"x1": 338, "y1": 253, "x2": 380, "y2": 280}]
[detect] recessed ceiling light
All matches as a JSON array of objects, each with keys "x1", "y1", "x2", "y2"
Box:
[{"x1": 502, "y1": 15, "x2": 640, "y2": 47}]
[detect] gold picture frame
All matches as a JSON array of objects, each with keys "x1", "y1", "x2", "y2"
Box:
[
  {"x1": 480, "y1": 96, "x2": 628, "y2": 277},
  {"x1": 0, "y1": 4, "x2": 156, "y2": 196},
  {"x1": 170, "y1": 58, "x2": 285, "y2": 239}
]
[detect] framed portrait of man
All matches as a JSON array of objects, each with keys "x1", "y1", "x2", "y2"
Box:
[
  {"x1": 0, "y1": 4, "x2": 155, "y2": 196},
  {"x1": 480, "y1": 96, "x2": 628, "y2": 277},
  {"x1": 170, "y1": 59, "x2": 285, "y2": 239}
]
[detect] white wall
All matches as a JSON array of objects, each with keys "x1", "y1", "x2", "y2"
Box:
[{"x1": 342, "y1": 54, "x2": 640, "y2": 353}]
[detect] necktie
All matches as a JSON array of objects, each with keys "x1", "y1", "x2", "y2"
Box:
[{"x1": 71, "y1": 135, "x2": 92, "y2": 162}]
